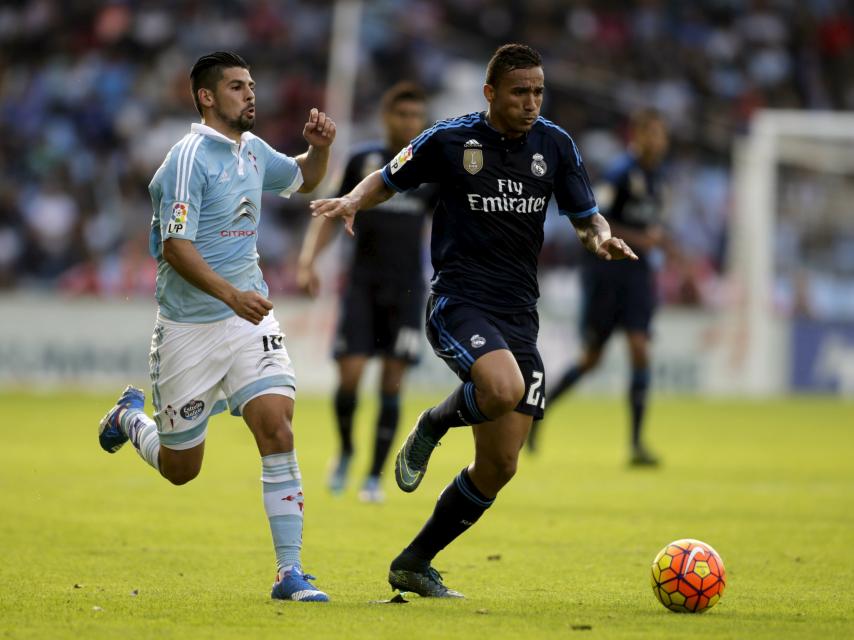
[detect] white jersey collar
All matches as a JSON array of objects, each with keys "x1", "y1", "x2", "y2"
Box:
[{"x1": 190, "y1": 122, "x2": 257, "y2": 146}]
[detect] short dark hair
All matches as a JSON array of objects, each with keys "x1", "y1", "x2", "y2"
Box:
[
  {"x1": 381, "y1": 81, "x2": 426, "y2": 113},
  {"x1": 485, "y1": 44, "x2": 542, "y2": 87},
  {"x1": 190, "y1": 51, "x2": 249, "y2": 115}
]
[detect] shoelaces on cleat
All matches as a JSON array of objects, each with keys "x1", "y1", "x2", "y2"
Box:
[
  {"x1": 426, "y1": 567, "x2": 446, "y2": 588},
  {"x1": 408, "y1": 431, "x2": 440, "y2": 469}
]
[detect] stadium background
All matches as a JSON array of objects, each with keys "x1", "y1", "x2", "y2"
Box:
[
  {"x1": 0, "y1": 0, "x2": 852, "y2": 396},
  {"x1": 1, "y1": 3, "x2": 853, "y2": 639}
]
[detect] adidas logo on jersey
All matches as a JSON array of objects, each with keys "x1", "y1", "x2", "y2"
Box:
[{"x1": 464, "y1": 139, "x2": 482, "y2": 148}]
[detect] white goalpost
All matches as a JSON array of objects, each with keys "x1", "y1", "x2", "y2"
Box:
[{"x1": 730, "y1": 109, "x2": 854, "y2": 395}]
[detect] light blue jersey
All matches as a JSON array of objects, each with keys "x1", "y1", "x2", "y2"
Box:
[{"x1": 149, "y1": 123, "x2": 303, "y2": 322}]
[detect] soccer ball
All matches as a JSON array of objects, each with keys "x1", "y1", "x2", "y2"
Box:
[{"x1": 650, "y1": 538, "x2": 726, "y2": 613}]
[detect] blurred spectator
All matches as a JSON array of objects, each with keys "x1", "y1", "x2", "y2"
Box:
[{"x1": 0, "y1": 0, "x2": 852, "y2": 317}]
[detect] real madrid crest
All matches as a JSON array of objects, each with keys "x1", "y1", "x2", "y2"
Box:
[
  {"x1": 463, "y1": 139, "x2": 483, "y2": 175},
  {"x1": 531, "y1": 153, "x2": 547, "y2": 177}
]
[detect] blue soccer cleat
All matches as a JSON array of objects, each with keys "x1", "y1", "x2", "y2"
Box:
[
  {"x1": 98, "y1": 385, "x2": 145, "y2": 453},
  {"x1": 271, "y1": 567, "x2": 329, "y2": 602}
]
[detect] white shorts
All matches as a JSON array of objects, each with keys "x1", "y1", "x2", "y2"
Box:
[{"x1": 149, "y1": 312, "x2": 296, "y2": 450}]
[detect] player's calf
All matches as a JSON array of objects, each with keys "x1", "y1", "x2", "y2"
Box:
[
  {"x1": 469, "y1": 452, "x2": 518, "y2": 496},
  {"x1": 158, "y1": 444, "x2": 204, "y2": 485}
]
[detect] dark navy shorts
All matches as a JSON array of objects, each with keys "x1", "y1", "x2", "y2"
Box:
[
  {"x1": 425, "y1": 294, "x2": 545, "y2": 419},
  {"x1": 333, "y1": 278, "x2": 425, "y2": 364},
  {"x1": 580, "y1": 261, "x2": 656, "y2": 348}
]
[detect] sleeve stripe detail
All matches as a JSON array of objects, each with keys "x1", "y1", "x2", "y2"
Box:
[
  {"x1": 537, "y1": 117, "x2": 582, "y2": 165},
  {"x1": 278, "y1": 166, "x2": 304, "y2": 198},
  {"x1": 173, "y1": 135, "x2": 192, "y2": 200},
  {"x1": 559, "y1": 205, "x2": 599, "y2": 219},
  {"x1": 176, "y1": 134, "x2": 203, "y2": 202},
  {"x1": 381, "y1": 166, "x2": 405, "y2": 192},
  {"x1": 410, "y1": 113, "x2": 481, "y2": 152}
]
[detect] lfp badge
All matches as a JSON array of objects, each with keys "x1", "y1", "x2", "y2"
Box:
[{"x1": 167, "y1": 202, "x2": 189, "y2": 235}]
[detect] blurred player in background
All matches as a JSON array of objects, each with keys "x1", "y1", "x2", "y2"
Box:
[
  {"x1": 297, "y1": 83, "x2": 432, "y2": 504},
  {"x1": 529, "y1": 109, "x2": 670, "y2": 466},
  {"x1": 97, "y1": 52, "x2": 336, "y2": 602},
  {"x1": 311, "y1": 44, "x2": 637, "y2": 598}
]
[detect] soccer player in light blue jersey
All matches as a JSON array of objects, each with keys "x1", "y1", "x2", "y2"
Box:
[{"x1": 98, "y1": 52, "x2": 336, "y2": 602}]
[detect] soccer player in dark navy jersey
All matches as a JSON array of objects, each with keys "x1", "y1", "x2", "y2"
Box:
[
  {"x1": 531, "y1": 110, "x2": 669, "y2": 466},
  {"x1": 297, "y1": 83, "x2": 432, "y2": 503},
  {"x1": 311, "y1": 44, "x2": 637, "y2": 598}
]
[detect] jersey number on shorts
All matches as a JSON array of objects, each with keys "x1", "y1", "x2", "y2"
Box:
[
  {"x1": 262, "y1": 334, "x2": 284, "y2": 351},
  {"x1": 526, "y1": 371, "x2": 545, "y2": 410}
]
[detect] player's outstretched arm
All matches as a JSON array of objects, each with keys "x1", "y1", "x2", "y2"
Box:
[
  {"x1": 162, "y1": 238, "x2": 273, "y2": 324},
  {"x1": 309, "y1": 170, "x2": 394, "y2": 237},
  {"x1": 571, "y1": 213, "x2": 638, "y2": 261},
  {"x1": 295, "y1": 108, "x2": 336, "y2": 193}
]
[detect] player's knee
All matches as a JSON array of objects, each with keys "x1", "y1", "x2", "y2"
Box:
[
  {"x1": 256, "y1": 414, "x2": 294, "y2": 450},
  {"x1": 483, "y1": 377, "x2": 526, "y2": 415}
]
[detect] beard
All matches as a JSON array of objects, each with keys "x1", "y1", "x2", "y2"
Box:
[{"x1": 215, "y1": 106, "x2": 255, "y2": 132}]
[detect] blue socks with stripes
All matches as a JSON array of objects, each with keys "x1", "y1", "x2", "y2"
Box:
[
  {"x1": 398, "y1": 467, "x2": 494, "y2": 565},
  {"x1": 423, "y1": 381, "x2": 490, "y2": 442}
]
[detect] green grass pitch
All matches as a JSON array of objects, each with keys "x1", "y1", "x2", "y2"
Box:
[{"x1": 1, "y1": 390, "x2": 852, "y2": 639}]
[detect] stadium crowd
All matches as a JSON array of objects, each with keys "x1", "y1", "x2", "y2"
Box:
[{"x1": 0, "y1": 0, "x2": 852, "y2": 310}]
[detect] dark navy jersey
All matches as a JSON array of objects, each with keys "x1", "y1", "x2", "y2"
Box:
[
  {"x1": 594, "y1": 152, "x2": 665, "y2": 265},
  {"x1": 337, "y1": 142, "x2": 432, "y2": 285},
  {"x1": 380, "y1": 111, "x2": 597, "y2": 312}
]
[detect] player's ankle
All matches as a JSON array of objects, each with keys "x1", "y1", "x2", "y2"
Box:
[
  {"x1": 420, "y1": 409, "x2": 445, "y2": 441},
  {"x1": 390, "y1": 547, "x2": 430, "y2": 572}
]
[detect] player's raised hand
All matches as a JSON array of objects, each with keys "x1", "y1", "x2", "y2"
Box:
[
  {"x1": 303, "y1": 108, "x2": 336, "y2": 148},
  {"x1": 310, "y1": 196, "x2": 358, "y2": 237},
  {"x1": 229, "y1": 290, "x2": 274, "y2": 325},
  {"x1": 596, "y1": 237, "x2": 638, "y2": 261}
]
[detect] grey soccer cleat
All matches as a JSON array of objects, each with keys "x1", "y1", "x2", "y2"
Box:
[
  {"x1": 388, "y1": 565, "x2": 464, "y2": 599},
  {"x1": 393, "y1": 411, "x2": 439, "y2": 493}
]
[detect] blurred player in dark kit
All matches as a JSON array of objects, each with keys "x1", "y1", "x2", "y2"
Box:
[
  {"x1": 298, "y1": 83, "x2": 432, "y2": 503},
  {"x1": 530, "y1": 109, "x2": 670, "y2": 466}
]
